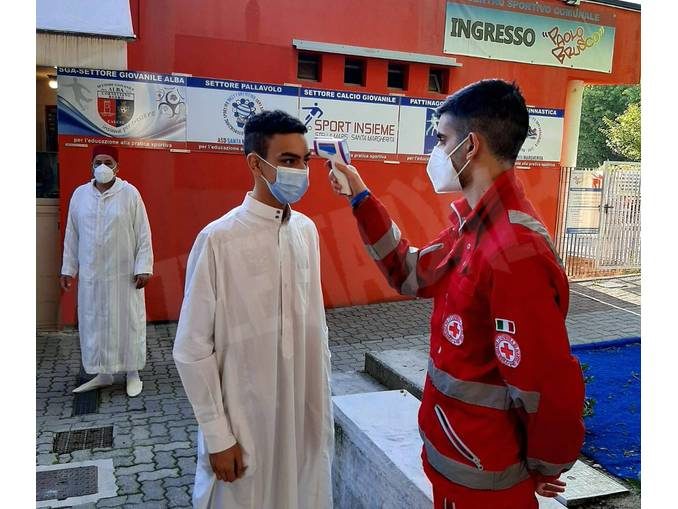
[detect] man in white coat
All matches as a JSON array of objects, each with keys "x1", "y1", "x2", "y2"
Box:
[
  {"x1": 173, "y1": 110, "x2": 334, "y2": 509},
  {"x1": 61, "y1": 145, "x2": 153, "y2": 397}
]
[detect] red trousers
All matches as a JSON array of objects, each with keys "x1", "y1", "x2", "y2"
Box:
[{"x1": 426, "y1": 458, "x2": 539, "y2": 509}]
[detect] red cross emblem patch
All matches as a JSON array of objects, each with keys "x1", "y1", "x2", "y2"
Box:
[
  {"x1": 495, "y1": 334, "x2": 521, "y2": 368},
  {"x1": 443, "y1": 314, "x2": 464, "y2": 346}
]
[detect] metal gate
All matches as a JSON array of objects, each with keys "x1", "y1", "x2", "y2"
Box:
[
  {"x1": 555, "y1": 162, "x2": 640, "y2": 279},
  {"x1": 596, "y1": 161, "x2": 641, "y2": 268}
]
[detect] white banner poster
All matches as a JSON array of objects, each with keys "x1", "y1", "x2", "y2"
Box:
[
  {"x1": 397, "y1": 97, "x2": 445, "y2": 162},
  {"x1": 57, "y1": 67, "x2": 187, "y2": 150},
  {"x1": 186, "y1": 77, "x2": 300, "y2": 153},
  {"x1": 299, "y1": 88, "x2": 400, "y2": 160},
  {"x1": 517, "y1": 107, "x2": 564, "y2": 166},
  {"x1": 566, "y1": 169, "x2": 603, "y2": 234}
]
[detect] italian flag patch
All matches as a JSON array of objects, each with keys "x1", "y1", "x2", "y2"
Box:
[{"x1": 495, "y1": 318, "x2": 516, "y2": 334}]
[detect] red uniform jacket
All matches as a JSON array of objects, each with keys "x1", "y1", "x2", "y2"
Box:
[{"x1": 352, "y1": 170, "x2": 585, "y2": 491}]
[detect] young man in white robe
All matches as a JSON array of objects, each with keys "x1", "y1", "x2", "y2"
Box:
[
  {"x1": 173, "y1": 110, "x2": 334, "y2": 509},
  {"x1": 61, "y1": 145, "x2": 153, "y2": 397}
]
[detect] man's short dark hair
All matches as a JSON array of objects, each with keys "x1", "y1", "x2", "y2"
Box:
[
  {"x1": 243, "y1": 110, "x2": 308, "y2": 157},
  {"x1": 436, "y1": 79, "x2": 529, "y2": 163}
]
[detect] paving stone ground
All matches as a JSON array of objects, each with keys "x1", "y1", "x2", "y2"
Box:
[
  {"x1": 37, "y1": 325, "x2": 195, "y2": 508},
  {"x1": 576, "y1": 275, "x2": 641, "y2": 306},
  {"x1": 36, "y1": 275, "x2": 640, "y2": 507}
]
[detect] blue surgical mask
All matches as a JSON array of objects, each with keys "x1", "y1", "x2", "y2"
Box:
[{"x1": 256, "y1": 155, "x2": 310, "y2": 205}]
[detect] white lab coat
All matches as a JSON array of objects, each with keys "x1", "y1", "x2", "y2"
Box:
[
  {"x1": 61, "y1": 178, "x2": 153, "y2": 374},
  {"x1": 173, "y1": 193, "x2": 334, "y2": 509}
]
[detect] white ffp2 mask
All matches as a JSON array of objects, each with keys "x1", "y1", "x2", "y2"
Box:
[
  {"x1": 94, "y1": 164, "x2": 116, "y2": 184},
  {"x1": 426, "y1": 135, "x2": 471, "y2": 193}
]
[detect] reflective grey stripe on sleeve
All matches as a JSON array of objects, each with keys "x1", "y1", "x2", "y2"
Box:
[
  {"x1": 421, "y1": 429, "x2": 530, "y2": 490},
  {"x1": 400, "y1": 246, "x2": 420, "y2": 297},
  {"x1": 420, "y1": 242, "x2": 445, "y2": 257},
  {"x1": 400, "y1": 243, "x2": 444, "y2": 297},
  {"x1": 527, "y1": 457, "x2": 577, "y2": 477},
  {"x1": 365, "y1": 221, "x2": 401, "y2": 260},
  {"x1": 428, "y1": 358, "x2": 541, "y2": 413},
  {"x1": 508, "y1": 210, "x2": 565, "y2": 270}
]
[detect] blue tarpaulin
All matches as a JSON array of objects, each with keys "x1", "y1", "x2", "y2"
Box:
[{"x1": 572, "y1": 338, "x2": 641, "y2": 480}]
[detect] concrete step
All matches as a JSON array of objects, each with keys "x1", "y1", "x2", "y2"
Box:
[
  {"x1": 538, "y1": 496, "x2": 568, "y2": 508},
  {"x1": 555, "y1": 460, "x2": 629, "y2": 506},
  {"x1": 331, "y1": 370, "x2": 388, "y2": 397},
  {"x1": 364, "y1": 349, "x2": 427, "y2": 399},
  {"x1": 364, "y1": 349, "x2": 629, "y2": 507}
]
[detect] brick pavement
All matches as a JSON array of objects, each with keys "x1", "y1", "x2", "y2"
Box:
[
  {"x1": 35, "y1": 275, "x2": 640, "y2": 507},
  {"x1": 37, "y1": 325, "x2": 195, "y2": 508},
  {"x1": 567, "y1": 275, "x2": 640, "y2": 345}
]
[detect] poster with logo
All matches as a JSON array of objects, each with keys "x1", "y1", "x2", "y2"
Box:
[
  {"x1": 443, "y1": 0, "x2": 616, "y2": 73},
  {"x1": 517, "y1": 107, "x2": 564, "y2": 166},
  {"x1": 186, "y1": 77, "x2": 300, "y2": 153},
  {"x1": 57, "y1": 67, "x2": 188, "y2": 150},
  {"x1": 396, "y1": 97, "x2": 445, "y2": 162},
  {"x1": 566, "y1": 169, "x2": 603, "y2": 234},
  {"x1": 299, "y1": 88, "x2": 400, "y2": 161}
]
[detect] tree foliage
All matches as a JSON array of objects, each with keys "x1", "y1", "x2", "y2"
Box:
[
  {"x1": 577, "y1": 85, "x2": 640, "y2": 167},
  {"x1": 602, "y1": 102, "x2": 641, "y2": 161}
]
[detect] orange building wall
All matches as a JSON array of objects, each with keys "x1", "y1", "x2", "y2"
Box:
[{"x1": 58, "y1": 0, "x2": 640, "y2": 324}]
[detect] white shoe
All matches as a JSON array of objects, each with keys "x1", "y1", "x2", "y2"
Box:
[
  {"x1": 73, "y1": 374, "x2": 114, "y2": 393},
  {"x1": 126, "y1": 371, "x2": 143, "y2": 397}
]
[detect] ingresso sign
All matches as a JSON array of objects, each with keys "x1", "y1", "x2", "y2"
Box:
[{"x1": 443, "y1": 0, "x2": 616, "y2": 73}]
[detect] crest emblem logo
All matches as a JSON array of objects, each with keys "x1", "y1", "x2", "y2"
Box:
[
  {"x1": 156, "y1": 87, "x2": 186, "y2": 118},
  {"x1": 520, "y1": 117, "x2": 543, "y2": 155},
  {"x1": 495, "y1": 334, "x2": 522, "y2": 368},
  {"x1": 97, "y1": 83, "x2": 135, "y2": 127},
  {"x1": 442, "y1": 314, "x2": 464, "y2": 346},
  {"x1": 223, "y1": 92, "x2": 263, "y2": 135}
]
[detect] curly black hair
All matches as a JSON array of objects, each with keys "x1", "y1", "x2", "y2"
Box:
[{"x1": 243, "y1": 110, "x2": 308, "y2": 158}]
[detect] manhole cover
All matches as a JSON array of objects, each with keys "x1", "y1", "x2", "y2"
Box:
[
  {"x1": 36, "y1": 465, "x2": 98, "y2": 501},
  {"x1": 53, "y1": 426, "x2": 113, "y2": 454}
]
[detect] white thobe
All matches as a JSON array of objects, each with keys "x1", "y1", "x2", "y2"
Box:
[
  {"x1": 173, "y1": 193, "x2": 334, "y2": 509},
  {"x1": 61, "y1": 178, "x2": 153, "y2": 374}
]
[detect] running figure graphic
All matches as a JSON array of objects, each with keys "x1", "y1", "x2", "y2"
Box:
[
  {"x1": 302, "y1": 102, "x2": 323, "y2": 126},
  {"x1": 61, "y1": 78, "x2": 93, "y2": 110}
]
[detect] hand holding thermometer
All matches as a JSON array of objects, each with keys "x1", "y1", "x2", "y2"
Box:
[{"x1": 313, "y1": 138, "x2": 352, "y2": 195}]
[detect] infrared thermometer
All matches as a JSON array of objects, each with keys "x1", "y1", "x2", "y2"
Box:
[{"x1": 313, "y1": 138, "x2": 352, "y2": 195}]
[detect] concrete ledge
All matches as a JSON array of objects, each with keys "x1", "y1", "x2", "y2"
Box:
[
  {"x1": 538, "y1": 495, "x2": 568, "y2": 508},
  {"x1": 556, "y1": 460, "x2": 629, "y2": 506},
  {"x1": 331, "y1": 370, "x2": 388, "y2": 396},
  {"x1": 364, "y1": 349, "x2": 427, "y2": 399},
  {"x1": 332, "y1": 390, "x2": 433, "y2": 509}
]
